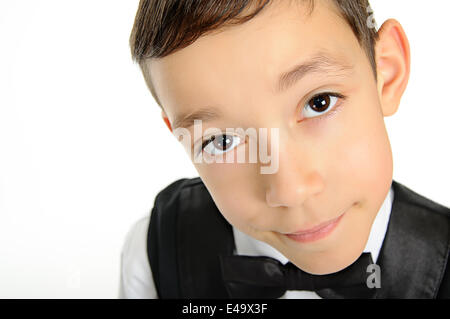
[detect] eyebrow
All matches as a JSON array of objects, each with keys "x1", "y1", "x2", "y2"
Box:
[
  {"x1": 275, "y1": 52, "x2": 354, "y2": 93},
  {"x1": 171, "y1": 52, "x2": 354, "y2": 130},
  {"x1": 172, "y1": 107, "x2": 222, "y2": 131}
]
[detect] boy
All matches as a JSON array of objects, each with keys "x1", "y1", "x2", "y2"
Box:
[{"x1": 119, "y1": 0, "x2": 450, "y2": 298}]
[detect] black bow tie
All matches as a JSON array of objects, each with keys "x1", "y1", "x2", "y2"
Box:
[{"x1": 219, "y1": 252, "x2": 378, "y2": 299}]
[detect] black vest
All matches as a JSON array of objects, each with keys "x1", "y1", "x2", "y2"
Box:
[{"x1": 147, "y1": 178, "x2": 450, "y2": 298}]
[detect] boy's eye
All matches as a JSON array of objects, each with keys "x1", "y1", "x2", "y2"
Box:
[
  {"x1": 303, "y1": 92, "x2": 343, "y2": 119},
  {"x1": 201, "y1": 134, "x2": 242, "y2": 156}
]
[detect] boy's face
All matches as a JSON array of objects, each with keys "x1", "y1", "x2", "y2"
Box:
[{"x1": 149, "y1": 0, "x2": 398, "y2": 274}]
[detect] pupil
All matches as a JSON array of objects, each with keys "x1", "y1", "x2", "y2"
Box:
[{"x1": 311, "y1": 94, "x2": 330, "y2": 112}]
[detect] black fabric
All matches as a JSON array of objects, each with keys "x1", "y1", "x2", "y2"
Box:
[
  {"x1": 147, "y1": 178, "x2": 450, "y2": 298},
  {"x1": 374, "y1": 181, "x2": 450, "y2": 298},
  {"x1": 147, "y1": 177, "x2": 235, "y2": 298},
  {"x1": 147, "y1": 178, "x2": 192, "y2": 298},
  {"x1": 219, "y1": 253, "x2": 377, "y2": 299},
  {"x1": 437, "y1": 257, "x2": 450, "y2": 298},
  {"x1": 176, "y1": 179, "x2": 235, "y2": 298}
]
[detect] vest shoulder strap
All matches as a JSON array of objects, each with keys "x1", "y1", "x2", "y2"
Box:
[{"x1": 147, "y1": 177, "x2": 235, "y2": 298}]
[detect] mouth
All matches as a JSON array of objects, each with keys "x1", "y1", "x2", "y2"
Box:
[{"x1": 283, "y1": 211, "x2": 346, "y2": 244}]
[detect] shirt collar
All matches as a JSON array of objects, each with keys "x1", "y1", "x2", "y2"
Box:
[{"x1": 233, "y1": 184, "x2": 395, "y2": 265}]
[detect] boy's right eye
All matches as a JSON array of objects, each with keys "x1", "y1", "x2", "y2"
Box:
[{"x1": 200, "y1": 134, "x2": 242, "y2": 156}]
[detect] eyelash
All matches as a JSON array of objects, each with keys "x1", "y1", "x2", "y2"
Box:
[
  {"x1": 301, "y1": 91, "x2": 346, "y2": 123},
  {"x1": 197, "y1": 135, "x2": 237, "y2": 157},
  {"x1": 196, "y1": 91, "x2": 347, "y2": 156},
  {"x1": 201, "y1": 137, "x2": 214, "y2": 153}
]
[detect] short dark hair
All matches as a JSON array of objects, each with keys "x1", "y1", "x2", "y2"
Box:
[{"x1": 129, "y1": 0, "x2": 379, "y2": 109}]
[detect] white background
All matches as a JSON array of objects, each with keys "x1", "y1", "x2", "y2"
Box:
[{"x1": 0, "y1": 0, "x2": 449, "y2": 298}]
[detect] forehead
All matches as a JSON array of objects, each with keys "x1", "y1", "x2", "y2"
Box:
[{"x1": 149, "y1": 0, "x2": 362, "y2": 122}]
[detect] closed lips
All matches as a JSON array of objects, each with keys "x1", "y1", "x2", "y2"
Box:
[{"x1": 288, "y1": 213, "x2": 343, "y2": 235}]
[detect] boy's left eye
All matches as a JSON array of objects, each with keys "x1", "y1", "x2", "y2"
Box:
[{"x1": 303, "y1": 92, "x2": 343, "y2": 119}]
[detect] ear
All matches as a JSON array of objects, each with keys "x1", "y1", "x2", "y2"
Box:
[
  {"x1": 161, "y1": 110, "x2": 173, "y2": 133},
  {"x1": 375, "y1": 19, "x2": 411, "y2": 117}
]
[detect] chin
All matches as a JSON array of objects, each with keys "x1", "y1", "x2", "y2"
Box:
[
  {"x1": 288, "y1": 239, "x2": 368, "y2": 275},
  {"x1": 294, "y1": 253, "x2": 362, "y2": 275}
]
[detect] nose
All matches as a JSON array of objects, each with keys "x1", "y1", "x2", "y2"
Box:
[{"x1": 265, "y1": 142, "x2": 325, "y2": 208}]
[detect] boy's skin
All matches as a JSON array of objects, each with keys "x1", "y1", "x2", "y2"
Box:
[{"x1": 147, "y1": 0, "x2": 410, "y2": 275}]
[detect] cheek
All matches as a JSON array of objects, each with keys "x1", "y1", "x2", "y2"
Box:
[
  {"x1": 331, "y1": 98, "x2": 393, "y2": 202},
  {"x1": 195, "y1": 162, "x2": 265, "y2": 231}
]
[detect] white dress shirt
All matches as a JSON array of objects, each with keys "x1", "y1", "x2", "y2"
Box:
[{"x1": 118, "y1": 186, "x2": 394, "y2": 299}]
